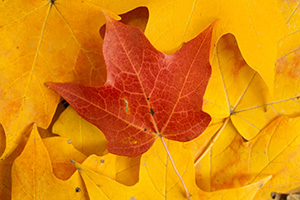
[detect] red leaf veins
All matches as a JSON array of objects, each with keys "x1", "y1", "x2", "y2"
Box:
[{"x1": 46, "y1": 15, "x2": 213, "y2": 157}]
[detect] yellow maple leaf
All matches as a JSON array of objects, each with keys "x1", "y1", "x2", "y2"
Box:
[
  {"x1": 0, "y1": 0, "x2": 120, "y2": 160},
  {"x1": 89, "y1": 0, "x2": 288, "y2": 93},
  {"x1": 203, "y1": 34, "x2": 278, "y2": 140},
  {"x1": 195, "y1": 116, "x2": 300, "y2": 199},
  {"x1": 274, "y1": 47, "x2": 300, "y2": 116},
  {"x1": 202, "y1": 33, "x2": 300, "y2": 141},
  {"x1": 43, "y1": 136, "x2": 87, "y2": 180},
  {"x1": 73, "y1": 139, "x2": 270, "y2": 200},
  {"x1": 276, "y1": 0, "x2": 300, "y2": 58},
  {"x1": 11, "y1": 124, "x2": 89, "y2": 200},
  {"x1": 1, "y1": 2, "x2": 298, "y2": 200},
  {"x1": 52, "y1": 106, "x2": 108, "y2": 156}
]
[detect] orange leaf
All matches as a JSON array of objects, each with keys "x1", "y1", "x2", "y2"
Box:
[
  {"x1": 89, "y1": 0, "x2": 288, "y2": 92},
  {"x1": 47, "y1": 15, "x2": 213, "y2": 156}
]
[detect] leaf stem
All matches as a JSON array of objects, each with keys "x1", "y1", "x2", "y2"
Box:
[
  {"x1": 194, "y1": 117, "x2": 230, "y2": 166},
  {"x1": 160, "y1": 136, "x2": 191, "y2": 200}
]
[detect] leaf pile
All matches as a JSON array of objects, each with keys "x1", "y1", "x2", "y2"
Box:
[{"x1": 1, "y1": 0, "x2": 300, "y2": 200}]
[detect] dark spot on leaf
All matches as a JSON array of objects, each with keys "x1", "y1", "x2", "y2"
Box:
[
  {"x1": 75, "y1": 187, "x2": 81, "y2": 193},
  {"x1": 144, "y1": 128, "x2": 147, "y2": 131},
  {"x1": 147, "y1": 97, "x2": 150, "y2": 100},
  {"x1": 97, "y1": 184, "x2": 101, "y2": 187},
  {"x1": 271, "y1": 192, "x2": 276, "y2": 199},
  {"x1": 185, "y1": 137, "x2": 190, "y2": 141},
  {"x1": 100, "y1": 159, "x2": 105, "y2": 163},
  {"x1": 130, "y1": 197, "x2": 136, "y2": 200},
  {"x1": 16, "y1": 46, "x2": 19, "y2": 49},
  {"x1": 150, "y1": 108, "x2": 155, "y2": 116},
  {"x1": 50, "y1": 0, "x2": 55, "y2": 4},
  {"x1": 126, "y1": 124, "x2": 129, "y2": 126}
]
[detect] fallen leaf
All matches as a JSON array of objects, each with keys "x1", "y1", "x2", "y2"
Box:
[
  {"x1": 273, "y1": 49, "x2": 300, "y2": 116},
  {"x1": 184, "y1": 121, "x2": 223, "y2": 161},
  {"x1": 203, "y1": 34, "x2": 277, "y2": 140},
  {"x1": 73, "y1": 139, "x2": 270, "y2": 200},
  {"x1": 274, "y1": 1, "x2": 300, "y2": 116},
  {"x1": 0, "y1": 0, "x2": 118, "y2": 160},
  {"x1": 43, "y1": 136, "x2": 87, "y2": 180},
  {"x1": 90, "y1": 0, "x2": 288, "y2": 92},
  {"x1": 114, "y1": 155, "x2": 141, "y2": 186},
  {"x1": 196, "y1": 116, "x2": 300, "y2": 200},
  {"x1": 11, "y1": 124, "x2": 88, "y2": 200},
  {"x1": 52, "y1": 106, "x2": 107, "y2": 156},
  {"x1": 1, "y1": 2, "x2": 297, "y2": 200},
  {"x1": 82, "y1": 154, "x2": 117, "y2": 180},
  {"x1": 80, "y1": 152, "x2": 141, "y2": 186},
  {"x1": 47, "y1": 14, "x2": 213, "y2": 156}
]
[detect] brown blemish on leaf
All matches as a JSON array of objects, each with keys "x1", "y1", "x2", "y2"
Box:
[
  {"x1": 150, "y1": 108, "x2": 155, "y2": 116},
  {"x1": 276, "y1": 50, "x2": 300, "y2": 79}
]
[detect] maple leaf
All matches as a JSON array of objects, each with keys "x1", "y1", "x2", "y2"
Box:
[
  {"x1": 43, "y1": 136, "x2": 87, "y2": 180},
  {"x1": 52, "y1": 106, "x2": 108, "y2": 156},
  {"x1": 52, "y1": 106, "x2": 141, "y2": 185},
  {"x1": 0, "y1": 0, "x2": 121, "y2": 160},
  {"x1": 201, "y1": 33, "x2": 300, "y2": 141},
  {"x1": 2, "y1": 2, "x2": 300, "y2": 200},
  {"x1": 72, "y1": 139, "x2": 270, "y2": 200},
  {"x1": 194, "y1": 116, "x2": 300, "y2": 200},
  {"x1": 46, "y1": 15, "x2": 213, "y2": 156},
  {"x1": 203, "y1": 34, "x2": 278, "y2": 140},
  {"x1": 11, "y1": 125, "x2": 89, "y2": 200},
  {"x1": 181, "y1": 33, "x2": 300, "y2": 198},
  {"x1": 88, "y1": 0, "x2": 288, "y2": 94}
]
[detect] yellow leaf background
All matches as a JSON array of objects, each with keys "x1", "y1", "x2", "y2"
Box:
[
  {"x1": 73, "y1": 139, "x2": 270, "y2": 200},
  {"x1": 1, "y1": 0, "x2": 300, "y2": 199}
]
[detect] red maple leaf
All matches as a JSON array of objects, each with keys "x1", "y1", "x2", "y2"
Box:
[{"x1": 46, "y1": 15, "x2": 213, "y2": 157}]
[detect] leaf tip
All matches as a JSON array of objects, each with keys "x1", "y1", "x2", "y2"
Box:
[
  {"x1": 44, "y1": 82, "x2": 51, "y2": 89},
  {"x1": 101, "y1": 10, "x2": 121, "y2": 22}
]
